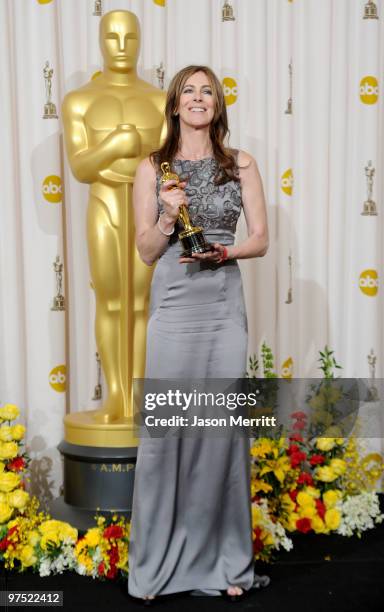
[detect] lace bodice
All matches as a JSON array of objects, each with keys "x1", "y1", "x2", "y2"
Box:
[{"x1": 155, "y1": 156, "x2": 243, "y2": 242}]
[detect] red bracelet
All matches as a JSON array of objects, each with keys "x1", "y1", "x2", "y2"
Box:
[{"x1": 217, "y1": 246, "x2": 229, "y2": 263}]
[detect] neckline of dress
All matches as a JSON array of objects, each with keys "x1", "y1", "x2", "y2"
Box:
[{"x1": 173, "y1": 156, "x2": 214, "y2": 163}]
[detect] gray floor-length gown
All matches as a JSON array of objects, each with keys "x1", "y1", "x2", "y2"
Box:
[{"x1": 128, "y1": 153, "x2": 255, "y2": 597}]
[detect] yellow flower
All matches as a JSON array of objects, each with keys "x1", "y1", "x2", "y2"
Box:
[
  {"x1": 0, "y1": 492, "x2": 6, "y2": 503},
  {"x1": 329, "y1": 459, "x2": 346, "y2": 476},
  {"x1": 304, "y1": 486, "x2": 321, "y2": 499},
  {"x1": 60, "y1": 524, "x2": 78, "y2": 542},
  {"x1": 0, "y1": 426, "x2": 14, "y2": 442},
  {"x1": 0, "y1": 471, "x2": 20, "y2": 492},
  {"x1": 28, "y1": 530, "x2": 40, "y2": 547},
  {"x1": 263, "y1": 532, "x2": 274, "y2": 546},
  {"x1": 251, "y1": 504, "x2": 263, "y2": 526},
  {"x1": 297, "y1": 492, "x2": 316, "y2": 507},
  {"x1": 315, "y1": 466, "x2": 338, "y2": 482},
  {"x1": 0, "y1": 502, "x2": 13, "y2": 523},
  {"x1": 251, "y1": 479, "x2": 273, "y2": 495},
  {"x1": 316, "y1": 438, "x2": 336, "y2": 452},
  {"x1": 323, "y1": 490, "x2": 342, "y2": 509},
  {"x1": 0, "y1": 442, "x2": 19, "y2": 461},
  {"x1": 40, "y1": 531, "x2": 60, "y2": 551},
  {"x1": 11, "y1": 425, "x2": 26, "y2": 441},
  {"x1": 0, "y1": 462, "x2": 4, "y2": 473},
  {"x1": 286, "y1": 512, "x2": 299, "y2": 532},
  {"x1": 259, "y1": 455, "x2": 291, "y2": 483},
  {"x1": 7, "y1": 489, "x2": 29, "y2": 509},
  {"x1": 85, "y1": 527, "x2": 101, "y2": 548},
  {"x1": 281, "y1": 493, "x2": 296, "y2": 513},
  {"x1": 312, "y1": 516, "x2": 328, "y2": 534},
  {"x1": 298, "y1": 505, "x2": 316, "y2": 519},
  {"x1": 250, "y1": 439, "x2": 274, "y2": 458},
  {"x1": 324, "y1": 508, "x2": 341, "y2": 530},
  {"x1": 19, "y1": 544, "x2": 37, "y2": 568},
  {"x1": 39, "y1": 519, "x2": 63, "y2": 532},
  {"x1": 0, "y1": 405, "x2": 20, "y2": 421},
  {"x1": 39, "y1": 519, "x2": 77, "y2": 543}
]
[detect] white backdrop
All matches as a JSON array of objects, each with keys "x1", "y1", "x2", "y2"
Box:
[{"x1": 0, "y1": 0, "x2": 383, "y2": 499}]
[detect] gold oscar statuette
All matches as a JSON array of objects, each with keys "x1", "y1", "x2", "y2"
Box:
[
  {"x1": 61, "y1": 10, "x2": 167, "y2": 446},
  {"x1": 285, "y1": 60, "x2": 293, "y2": 115},
  {"x1": 51, "y1": 255, "x2": 65, "y2": 311},
  {"x1": 361, "y1": 160, "x2": 378, "y2": 216},
  {"x1": 43, "y1": 61, "x2": 58, "y2": 119},
  {"x1": 366, "y1": 348, "x2": 379, "y2": 402},
  {"x1": 93, "y1": 0, "x2": 103, "y2": 16},
  {"x1": 363, "y1": 0, "x2": 379, "y2": 20},
  {"x1": 160, "y1": 162, "x2": 213, "y2": 257},
  {"x1": 156, "y1": 61, "x2": 165, "y2": 90},
  {"x1": 222, "y1": 1, "x2": 235, "y2": 21}
]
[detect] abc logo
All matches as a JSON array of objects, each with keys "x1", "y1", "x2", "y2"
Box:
[
  {"x1": 37, "y1": 0, "x2": 53, "y2": 4},
  {"x1": 281, "y1": 168, "x2": 293, "y2": 195},
  {"x1": 153, "y1": 0, "x2": 166, "y2": 6},
  {"x1": 42, "y1": 175, "x2": 62, "y2": 203},
  {"x1": 91, "y1": 70, "x2": 102, "y2": 80},
  {"x1": 281, "y1": 357, "x2": 293, "y2": 379},
  {"x1": 360, "y1": 76, "x2": 379, "y2": 104},
  {"x1": 222, "y1": 77, "x2": 238, "y2": 106},
  {"x1": 359, "y1": 269, "x2": 378, "y2": 296},
  {"x1": 49, "y1": 365, "x2": 66, "y2": 392}
]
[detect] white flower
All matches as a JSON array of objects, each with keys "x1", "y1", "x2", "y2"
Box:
[
  {"x1": 253, "y1": 499, "x2": 293, "y2": 553},
  {"x1": 336, "y1": 492, "x2": 384, "y2": 537},
  {"x1": 39, "y1": 558, "x2": 52, "y2": 577}
]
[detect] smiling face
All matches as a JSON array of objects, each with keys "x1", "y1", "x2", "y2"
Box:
[
  {"x1": 175, "y1": 71, "x2": 216, "y2": 129},
  {"x1": 100, "y1": 11, "x2": 140, "y2": 72}
]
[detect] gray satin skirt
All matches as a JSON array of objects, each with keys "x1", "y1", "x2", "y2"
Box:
[{"x1": 128, "y1": 239, "x2": 255, "y2": 597}]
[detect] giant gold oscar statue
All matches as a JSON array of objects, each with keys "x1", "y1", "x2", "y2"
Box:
[{"x1": 53, "y1": 10, "x2": 166, "y2": 528}]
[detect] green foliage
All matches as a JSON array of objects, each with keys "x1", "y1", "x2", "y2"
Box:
[
  {"x1": 318, "y1": 345, "x2": 342, "y2": 379},
  {"x1": 261, "y1": 342, "x2": 277, "y2": 378}
]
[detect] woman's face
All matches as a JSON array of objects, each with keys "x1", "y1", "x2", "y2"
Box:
[{"x1": 176, "y1": 71, "x2": 216, "y2": 130}]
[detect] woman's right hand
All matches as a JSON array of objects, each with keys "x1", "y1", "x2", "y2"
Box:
[{"x1": 159, "y1": 180, "x2": 188, "y2": 223}]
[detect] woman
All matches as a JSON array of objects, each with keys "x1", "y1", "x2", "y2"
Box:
[{"x1": 128, "y1": 65, "x2": 269, "y2": 604}]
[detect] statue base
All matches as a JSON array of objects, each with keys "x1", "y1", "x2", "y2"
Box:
[
  {"x1": 43, "y1": 103, "x2": 58, "y2": 119},
  {"x1": 46, "y1": 496, "x2": 132, "y2": 533},
  {"x1": 46, "y1": 440, "x2": 137, "y2": 531},
  {"x1": 63, "y1": 409, "x2": 139, "y2": 447}
]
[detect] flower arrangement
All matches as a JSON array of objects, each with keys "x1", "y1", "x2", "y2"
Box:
[
  {"x1": 248, "y1": 344, "x2": 384, "y2": 562},
  {"x1": 74, "y1": 513, "x2": 130, "y2": 580},
  {"x1": 0, "y1": 404, "x2": 30, "y2": 525},
  {"x1": 1, "y1": 343, "x2": 384, "y2": 578}
]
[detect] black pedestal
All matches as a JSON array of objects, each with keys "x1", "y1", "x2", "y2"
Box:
[{"x1": 46, "y1": 440, "x2": 137, "y2": 532}]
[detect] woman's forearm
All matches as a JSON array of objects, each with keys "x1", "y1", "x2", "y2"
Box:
[
  {"x1": 227, "y1": 230, "x2": 269, "y2": 260},
  {"x1": 136, "y1": 214, "x2": 176, "y2": 266}
]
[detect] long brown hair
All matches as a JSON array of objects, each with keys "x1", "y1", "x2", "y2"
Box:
[{"x1": 150, "y1": 65, "x2": 239, "y2": 185}]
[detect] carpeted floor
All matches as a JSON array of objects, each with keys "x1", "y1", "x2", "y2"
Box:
[{"x1": 1, "y1": 510, "x2": 384, "y2": 611}]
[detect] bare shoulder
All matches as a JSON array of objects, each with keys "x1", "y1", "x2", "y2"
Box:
[
  {"x1": 135, "y1": 157, "x2": 157, "y2": 183},
  {"x1": 237, "y1": 149, "x2": 257, "y2": 171}
]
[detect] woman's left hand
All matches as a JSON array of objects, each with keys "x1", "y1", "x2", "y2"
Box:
[{"x1": 179, "y1": 242, "x2": 229, "y2": 264}]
